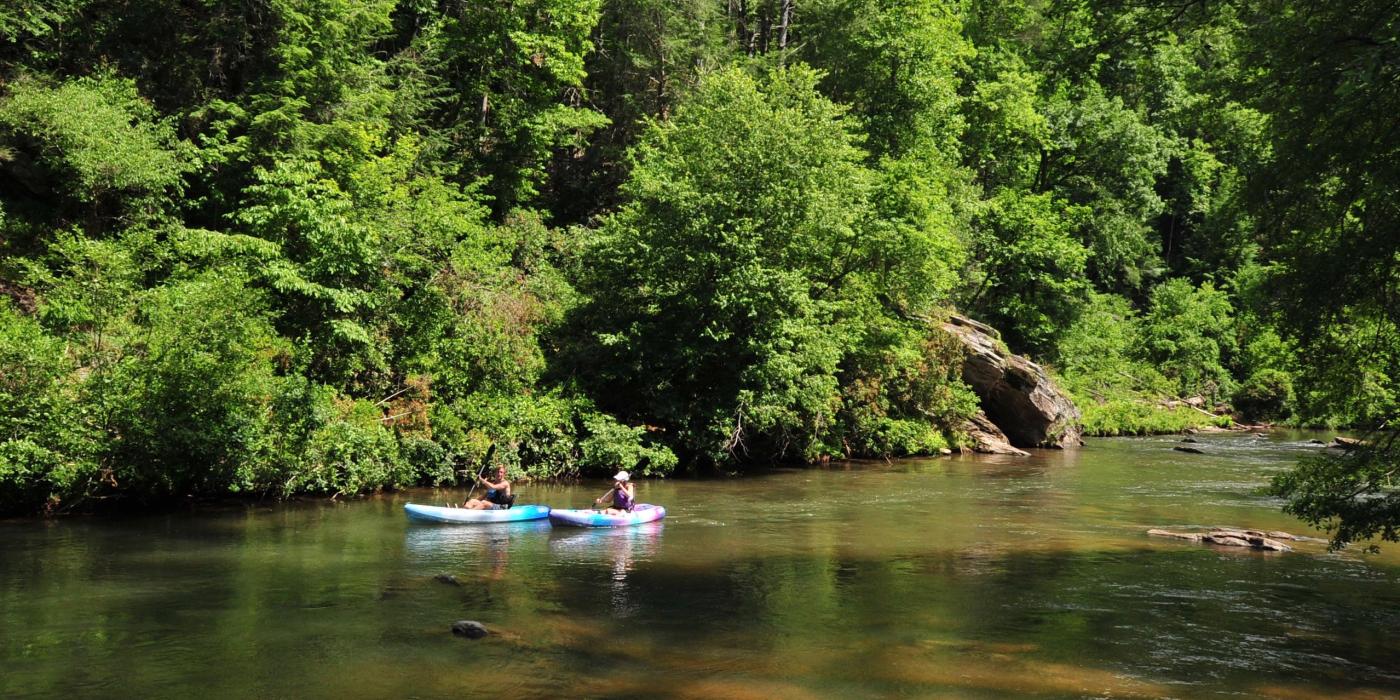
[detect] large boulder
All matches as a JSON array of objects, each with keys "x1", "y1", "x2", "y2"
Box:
[
  {"x1": 942, "y1": 315, "x2": 1082, "y2": 449},
  {"x1": 962, "y1": 411, "x2": 1030, "y2": 456}
]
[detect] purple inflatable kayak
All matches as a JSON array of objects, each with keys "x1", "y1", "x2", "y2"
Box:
[{"x1": 547, "y1": 503, "x2": 666, "y2": 528}]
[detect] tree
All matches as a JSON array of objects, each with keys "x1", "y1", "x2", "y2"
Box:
[
  {"x1": 1235, "y1": 0, "x2": 1400, "y2": 549},
  {"x1": 571, "y1": 66, "x2": 967, "y2": 464},
  {"x1": 964, "y1": 190, "x2": 1090, "y2": 356},
  {"x1": 395, "y1": 0, "x2": 608, "y2": 216},
  {"x1": 800, "y1": 0, "x2": 972, "y2": 162},
  {"x1": 0, "y1": 75, "x2": 189, "y2": 244},
  {"x1": 1138, "y1": 278, "x2": 1236, "y2": 401},
  {"x1": 553, "y1": 0, "x2": 728, "y2": 222}
]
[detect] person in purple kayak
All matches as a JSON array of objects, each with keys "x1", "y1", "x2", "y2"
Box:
[{"x1": 594, "y1": 471, "x2": 635, "y2": 515}]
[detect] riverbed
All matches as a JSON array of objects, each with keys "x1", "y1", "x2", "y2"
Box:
[{"x1": 2, "y1": 432, "x2": 1397, "y2": 698}]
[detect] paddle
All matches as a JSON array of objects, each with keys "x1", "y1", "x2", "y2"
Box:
[
  {"x1": 593, "y1": 478, "x2": 614, "y2": 509},
  {"x1": 460, "y1": 443, "x2": 497, "y2": 506}
]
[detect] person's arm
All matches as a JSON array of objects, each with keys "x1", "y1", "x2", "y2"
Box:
[
  {"x1": 482, "y1": 477, "x2": 509, "y2": 492},
  {"x1": 595, "y1": 486, "x2": 615, "y2": 506}
]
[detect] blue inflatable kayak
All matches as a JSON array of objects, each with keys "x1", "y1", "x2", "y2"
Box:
[
  {"x1": 404, "y1": 503, "x2": 550, "y2": 524},
  {"x1": 547, "y1": 503, "x2": 666, "y2": 528}
]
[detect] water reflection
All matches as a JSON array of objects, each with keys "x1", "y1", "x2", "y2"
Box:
[
  {"x1": 548, "y1": 523, "x2": 664, "y2": 617},
  {"x1": 4, "y1": 433, "x2": 1400, "y2": 699},
  {"x1": 546, "y1": 522, "x2": 664, "y2": 567},
  {"x1": 403, "y1": 520, "x2": 551, "y2": 561}
]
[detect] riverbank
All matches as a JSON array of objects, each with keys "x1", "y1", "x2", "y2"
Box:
[{"x1": 1077, "y1": 397, "x2": 1233, "y2": 437}]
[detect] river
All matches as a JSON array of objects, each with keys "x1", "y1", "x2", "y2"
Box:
[{"x1": 2, "y1": 432, "x2": 1398, "y2": 698}]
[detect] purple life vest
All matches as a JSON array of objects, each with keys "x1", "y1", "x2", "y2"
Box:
[{"x1": 613, "y1": 487, "x2": 634, "y2": 512}]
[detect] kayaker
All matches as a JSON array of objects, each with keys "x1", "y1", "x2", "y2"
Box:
[
  {"x1": 595, "y1": 471, "x2": 635, "y2": 515},
  {"x1": 463, "y1": 466, "x2": 512, "y2": 509}
]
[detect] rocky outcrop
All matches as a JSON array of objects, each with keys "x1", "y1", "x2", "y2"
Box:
[
  {"x1": 942, "y1": 315, "x2": 1082, "y2": 450},
  {"x1": 963, "y1": 411, "x2": 1030, "y2": 456}
]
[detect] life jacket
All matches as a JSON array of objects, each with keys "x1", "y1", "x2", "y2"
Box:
[{"x1": 485, "y1": 488, "x2": 515, "y2": 508}]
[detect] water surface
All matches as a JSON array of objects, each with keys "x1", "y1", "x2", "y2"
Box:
[{"x1": 3, "y1": 432, "x2": 1398, "y2": 698}]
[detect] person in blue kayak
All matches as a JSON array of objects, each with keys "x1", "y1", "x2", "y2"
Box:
[
  {"x1": 463, "y1": 465, "x2": 513, "y2": 509},
  {"x1": 595, "y1": 471, "x2": 635, "y2": 514}
]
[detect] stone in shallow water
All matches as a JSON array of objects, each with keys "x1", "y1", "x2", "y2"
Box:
[
  {"x1": 1147, "y1": 528, "x2": 1294, "y2": 552},
  {"x1": 452, "y1": 620, "x2": 488, "y2": 639}
]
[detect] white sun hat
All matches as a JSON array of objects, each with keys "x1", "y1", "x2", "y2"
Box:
[{"x1": 613, "y1": 470, "x2": 630, "y2": 482}]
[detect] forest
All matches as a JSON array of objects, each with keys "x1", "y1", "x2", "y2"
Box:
[{"x1": 0, "y1": 0, "x2": 1396, "y2": 544}]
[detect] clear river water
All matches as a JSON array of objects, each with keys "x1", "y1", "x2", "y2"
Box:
[{"x1": 2, "y1": 431, "x2": 1398, "y2": 699}]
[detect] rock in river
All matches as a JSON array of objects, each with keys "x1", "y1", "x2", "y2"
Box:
[
  {"x1": 942, "y1": 315, "x2": 1082, "y2": 450},
  {"x1": 1148, "y1": 528, "x2": 1294, "y2": 552},
  {"x1": 962, "y1": 411, "x2": 1030, "y2": 456},
  {"x1": 452, "y1": 620, "x2": 489, "y2": 639}
]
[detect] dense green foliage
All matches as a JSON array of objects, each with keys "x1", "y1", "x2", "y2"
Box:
[
  {"x1": 570, "y1": 67, "x2": 972, "y2": 463},
  {"x1": 0, "y1": 0, "x2": 1396, "y2": 541}
]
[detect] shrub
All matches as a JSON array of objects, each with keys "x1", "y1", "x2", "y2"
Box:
[
  {"x1": 1139, "y1": 278, "x2": 1236, "y2": 401},
  {"x1": 1232, "y1": 368, "x2": 1295, "y2": 423},
  {"x1": 291, "y1": 396, "x2": 411, "y2": 497}
]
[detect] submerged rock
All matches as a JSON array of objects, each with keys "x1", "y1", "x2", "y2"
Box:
[
  {"x1": 1173, "y1": 446, "x2": 1206, "y2": 454},
  {"x1": 451, "y1": 620, "x2": 489, "y2": 639},
  {"x1": 1180, "y1": 437, "x2": 1199, "y2": 443},
  {"x1": 942, "y1": 315, "x2": 1082, "y2": 450},
  {"x1": 434, "y1": 574, "x2": 461, "y2": 587},
  {"x1": 1331, "y1": 436, "x2": 1367, "y2": 450}
]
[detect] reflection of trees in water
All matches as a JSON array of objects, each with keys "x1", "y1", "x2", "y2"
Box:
[
  {"x1": 400, "y1": 520, "x2": 557, "y2": 615},
  {"x1": 0, "y1": 502, "x2": 451, "y2": 696},
  {"x1": 941, "y1": 547, "x2": 1400, "y2": 691},
  {"x1": 547, "y1": 523, "x2": 664, "y2": 618},
  {"x1": 9, "y1": 469, "x2": 1400, "y2": 698},
  {"x1": 403, "y1": 521, "x2": 550, "y2": 566},
  {"x1": 533, "y1": 543, "x2": 1400, "y2": 697}
]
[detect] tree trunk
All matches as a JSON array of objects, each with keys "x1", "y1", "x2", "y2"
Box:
[
  {"x1": 778, "y1": 0, "x2": 793, "y2": 59},
  {"x1": 758, "y1": 4, "x2": 771, "y2": 55}
]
